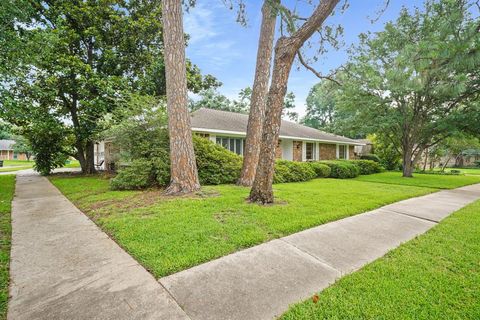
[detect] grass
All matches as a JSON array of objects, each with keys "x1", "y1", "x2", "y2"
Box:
[
  {"x1": 280, "y1": 199, "x2": 480, "y2": 320},
  {"x1": 1, "y1": 160, "x2": 34, "y2": 167},
  {"x1": 0, "y1": 159, "x2": 80, "y2": 173},
  {"x1": 0, "y1": 175, "x2": 15, "y2": 320},
  {"x1": 441, "y1": 167, "x2": 480, "y2": 175},
  {"x1": 49, "y1": 174, "x2": 445, "y2": 278},
  {"x1": 355, "y1": 171, "x2": 480, "y2": 189}
]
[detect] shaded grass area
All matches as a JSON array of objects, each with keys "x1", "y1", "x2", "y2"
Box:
[
  {"x1": 50, "y1": 175, "x2": 438, "y2": 277},
  {"x1": 0, "y1": 175, "x2": 15, "y2": 319},
  {"x1": 356, "y1": 171, "x2": 480, "y2": 189},
  {"x1": 1, "y1": 160, "x2": 33, "y2": 167},
  {"x1": 281, "y1": 199, "x2": 480, "y2": 320}
]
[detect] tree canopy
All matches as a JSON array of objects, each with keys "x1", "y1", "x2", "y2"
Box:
[
  {"x1": 0, "y1": 0, "x2": 218, "y2": 174},
  {"x1": 319, "y1": 0, "x2": 480, "y2": 176}
]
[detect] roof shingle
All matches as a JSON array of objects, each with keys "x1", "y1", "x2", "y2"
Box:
[{"x1": 191, "y1": 108, "x2": 361, "y2": 145}]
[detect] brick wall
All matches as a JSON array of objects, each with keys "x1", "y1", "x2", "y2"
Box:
[
  {"x1": 319, "y1": 143, "x2": 336, "y2": 160},
  {"x1": 293, "y1": 141, "x2": 302, "y2": 161},
  {"x1": 275, "y1": 140, "x2": 282, "y2": 159},
  {"x1": 349, "y1": 145, "x2": 355, "y2": 160}
]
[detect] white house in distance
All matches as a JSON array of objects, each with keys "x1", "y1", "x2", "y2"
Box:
[{"x1": 190, "y1": 108, "x2": 363, "y2": 161}]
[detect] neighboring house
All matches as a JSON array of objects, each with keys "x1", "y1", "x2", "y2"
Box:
[
  {"x1": 190, "y1": 108, "x2": 363, "y2": 161},
  {"x1": 0, "y1": 139, "x2": 28, "y2": 160},
  {"x1": 354, "y1": 139, "x2": 373, "y2": 157}
]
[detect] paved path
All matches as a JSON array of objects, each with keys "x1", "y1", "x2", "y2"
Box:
[
  {"x1": 9, "y1": 173, "x2": 480, "y2": 320},
  {"x1": 160, "y1": 184, "x2": 480, "y2": 320},
  {"x1": 8, "y1": 174, "x2": 189, "y2": 320}
]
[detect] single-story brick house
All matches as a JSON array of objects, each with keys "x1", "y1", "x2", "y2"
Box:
[
  {"x1": 191, "y1": 108, "x2": 363, "y2": 161},
  {"x1": 0, "y1": 139, "x2": 28, "y2": 161}
]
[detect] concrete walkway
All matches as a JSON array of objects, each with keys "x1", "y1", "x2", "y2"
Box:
[
  {"x1": 8, "y1": 174, "x2": 189, "y2": 320},
  {"x1": 160, "y1": 183, "x2": 480, "y2": 320},
  {"x1": 9, "y1": 173, "x2": 480, "y2": 320}
]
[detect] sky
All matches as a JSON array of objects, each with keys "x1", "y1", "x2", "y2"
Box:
[{"x1": 184, "y1": 0, "x2": 424, "y2": 118}]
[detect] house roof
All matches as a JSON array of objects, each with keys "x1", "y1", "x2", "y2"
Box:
[
  {"x1": 0, "y1": 139, "x2": 15, "y2": 151},
  {"x1": 190, "y1": 108, "x2": 362, "y2": 145}
]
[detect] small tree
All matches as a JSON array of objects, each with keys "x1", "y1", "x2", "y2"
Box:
[
  {"x1": 335, "y1": 0, "x2": 480, "y2": 177},
  {"x1": 12, "y1": 136, "x2": 33, "y2": 161}
]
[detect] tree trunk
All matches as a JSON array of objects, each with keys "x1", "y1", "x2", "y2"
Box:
[
  {"x1": 84, "y1": 140, "x2": 96, "y2": 174},
  {"x1": 249, "y1": 38, "x2": 296, "y2": 203},
  {"x1": 422, "y1": 148, "x2": 428, "y2": 171},
  {"x1": 238, "y1": 0, "x2": 277, "y2": 187},
  {"x1": 249, "y1": 0, "x2": 340, "y2": 204},
  {"x1": 162, "y1": 0, "x2": 200, "y2": 195},
  {"x1": 402, "y1": 148, "x2": 414, "y2": 177}
]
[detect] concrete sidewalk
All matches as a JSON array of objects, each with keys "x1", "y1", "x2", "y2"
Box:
[
  {"x1": 8, "y1": 174, "x2": 189, "y2": 320},
  {"x1": 160, "y1": 184, "x2": 480, "y2": 320}
]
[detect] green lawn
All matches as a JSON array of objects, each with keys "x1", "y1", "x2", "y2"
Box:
[
  {"x1": 0, "y1": 175, "x2": 15, "y2": 320},
  {"x1": 49, "y1": 173, "x2": 457, "y2": 278},
  {"x1": 442, "y1": 167, "x2": 480, "y2": 175},
  {"x1": 356, "y1": 171, "x2": 480, "y2": 189},
  {"x1": 0, "y1": 159, "x2": 80, "y2": 173},
  {"x1": 281, "y1": 199, "x2": 480, "y2": 320},
  {"x1": 1, "y1": 160, "x2": 34, "y2": 167}
]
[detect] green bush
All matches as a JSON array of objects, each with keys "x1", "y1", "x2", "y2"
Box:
[
  {"x1": 273, "y1": 160, "x2": 317, "y2": 183},
  {"x1": 360, "y1": 153, "x2": 381, "y2": 163},
  {"x1": 307, "y1": 162, "x2": 332, "y2": 178},
  {"x1": 319, "y1": 161, "x2": 360, "y2": 179},
  {"x1": 350, "y1": 160, "x2": 383, "y2": 175},
  {"x1": 193, "y1": 135, "x2": 242, "y2": 185},
  {"x1": 110, "y1": 159, "x2": 156, "y2": 190}
]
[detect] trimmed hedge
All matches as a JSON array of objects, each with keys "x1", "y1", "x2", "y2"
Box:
[
  {"x1": 111, "y1": 136, "x2": 242, "y2": 190},
  {"x1": 193, "y1": 135, "x2": 242, "y2": 185},
  {"x1": 307, "y1": 162, "x2": 332, "y2": 178},
  {"x1": 319, "y1": 160, "x2": 360, "y2": 179},
  {"x1": 349, "y1": 160, "x2": 383, "y2": 175},
  {"x1": 274, "y1": 160, "x2": 316, "y2": 183}
]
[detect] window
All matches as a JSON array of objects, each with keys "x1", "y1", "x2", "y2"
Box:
[
  {"x1": 338, "y1": 145, "x2": 347, "y2": 159},
  {"x1": 305, "y1": 142, "x2": 316, "y2": 161},
  {"x1": 216, "y1": 137, "x2": 245, "y2": 155}
]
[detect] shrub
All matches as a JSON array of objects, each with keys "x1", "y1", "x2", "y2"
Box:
[
  {"x1": 193, "y1": 135, "x2": 242, "y2": 185},
  {"x1": 360, "y1": 153, "x2": 381, "y2": 163},
  {"x1": 350, "y1": 160, "x2": 383, "y2": 175},
  {"x1": 307, "y1": 162, "x2": 331, "y2": 178},
  {"x1": 273, "y1": 160, "x2": 316, "y2": 183},
  {"x1": 319, "y1": 161, "x2": 360, "y2": 179},
  {"x1": 475, "y1": 160, "x2": 480, "y2": 168},
  {"x1": 110, "y1": 159, "x2": 156, "y2": 190}
]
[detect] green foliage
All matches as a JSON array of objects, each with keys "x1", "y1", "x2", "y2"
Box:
[
  {"x1": 110, "y1": 159, "x2": 156, "y2": 190},
  {"x1": 307, "y1": 162, "x2": 332, "y2": 178},
  {"x1": 359, "y1": 153, "x2": 381, "y2": 163},
  {"x1": 369, "y1": 134, "x2": 401, "y2": 171},
  {"x1": 0, "y1": 121, "x2": 12, "y2": 140},
  {"x1": 12, "y1": 135, "x2": 33, "y2": 160},
  {"x1": 319, "y1": 161, "x2": 360, "y2": 179},
  {"x1": 108, "y1": 105, "x2": 243, "y2": 189},
  {"x1": 27, "y1": 117, "x2": 70, "y2": 175},
  {"x1": 193, "y1": 135, "x2": 243, "y2": 185},
  {"x1": 326, "y1": 0, "x2": 480, "y2": 174},
  {"x1": 0, "y1": 0, "x2": 218, "y2": 173},
  {"x1": 273, "y1": 160, "x2": 317, "y2": 183},
  {"x1": 349, "y1": 160, "x2": 383, "y2": 175}
]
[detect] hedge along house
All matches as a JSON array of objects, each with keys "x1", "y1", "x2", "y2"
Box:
[{"x1": 191, "y1": 108, "x2": 363, "y2": 161}]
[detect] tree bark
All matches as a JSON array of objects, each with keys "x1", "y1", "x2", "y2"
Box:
[
  {"x1": 84, "y1": 140, "x2": 96, "y2": 174},
  {"x1": 238, "y1": 0, "x2": 277, "y2": 187},
  {"x1": 162, "y1": 0, "x2": 200, "y2": 195},
  {"x1": 249, "y1": 0, "x2": 340, "y2": 204},
  {"x1": 402, "y1": 149, "x2": 414, "y2": 177}
]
